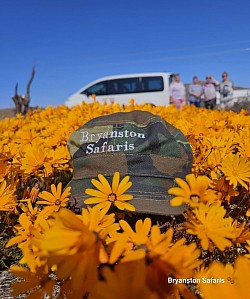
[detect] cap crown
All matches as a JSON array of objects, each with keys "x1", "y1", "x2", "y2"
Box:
[{"x1": 67, "y1": 111, "x2": 192, "y2": 180}]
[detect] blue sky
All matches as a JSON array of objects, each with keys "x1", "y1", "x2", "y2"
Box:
[{"x1": 1, "y1": 0, "x2": 250, "y2": 109}]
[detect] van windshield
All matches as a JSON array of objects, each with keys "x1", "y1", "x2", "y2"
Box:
[{"x1": 83, "y1": 81, "x2": 108, "y2": 95}]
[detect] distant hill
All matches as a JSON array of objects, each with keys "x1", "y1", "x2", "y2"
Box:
[{"x1": 0, "y1": 108, "x2": 16, "y2": 120}]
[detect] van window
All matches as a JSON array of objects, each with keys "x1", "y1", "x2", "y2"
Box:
[
  {"x1": 109, "y1": 78, "x2": 140, "y2": 94},
  {"x1": 84, "y1": 81, "x2": 108, "y2": 95},
  {"x1": 141, "y1": 76, "x2": 164, "y2": 92},
  {"x1": 82, "y1": 76, "x2": 165, "y2": 96}
]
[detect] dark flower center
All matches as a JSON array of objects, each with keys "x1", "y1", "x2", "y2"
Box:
[
  {"x1": 190, "y1": 194, "x2": 200, "y2": 202},
  {"x1": 108, "y1": 193, "x2": 117, "y2": 202},
  {"x1": 55, "y1": 199, "x2": 61, "y2": 205}
]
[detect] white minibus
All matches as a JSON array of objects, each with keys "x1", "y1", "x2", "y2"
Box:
[{"x1": 65, "y1": 72, "x2": 174, "y2": 107}]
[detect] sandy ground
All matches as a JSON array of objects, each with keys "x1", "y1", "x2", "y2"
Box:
[
  {"x1": 0, "y1": 270, "x2": 25, "y2": 299},
  {"x1": 0, "y1": 269, "x2": 59, "y2": 298}
]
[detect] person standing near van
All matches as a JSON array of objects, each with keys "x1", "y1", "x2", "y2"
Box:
[
  {"x1": 170, "y1": 74, "x2": 186, "y2": 109},
  {"x1": 203, "y1": 74, "x2": 219, "y2": 109},
  {"x1": 189, "y1": 76, "x2": 203, "y2": 108},
  {"x1": 219, "y1": 72, "x2": 234, "y2": 109}
]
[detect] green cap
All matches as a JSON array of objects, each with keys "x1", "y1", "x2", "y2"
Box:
[{"x1": 67, "y1": 110, "x2": 192, "y2": 215}]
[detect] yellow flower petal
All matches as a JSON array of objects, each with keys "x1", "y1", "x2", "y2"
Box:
[
  {"x1": 38, "y1": 191, "x2": 56, "y2": 203},
  {"x1": 112, "y1": 172, "x2": 120, "y2": 193},
  {"x1": 84, "y1": 197, "x2": 107, "y2": 204},
  {"x1": 98, "y1": 174, "x2": 112, "y2": 194},
  {"x1": 85, "y1": 188, "x2": 107, "y2": 198},
  {"x1": 109, "y1": 234, "x2": 128, "y2": 264},
  {"x1": 121, "y1": 249, "x2": 146, "y2": 262},
  {"x1": 116, "y1": 181, "x2": 132, "y2": 197},
  {"x1": 117, "y1": 194, "x2": 133, "y2": 201}
]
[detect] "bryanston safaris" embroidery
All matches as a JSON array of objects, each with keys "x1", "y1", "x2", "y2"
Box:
[{"x1": 79, "y1": 129, "x2": 146, "y2": 154}]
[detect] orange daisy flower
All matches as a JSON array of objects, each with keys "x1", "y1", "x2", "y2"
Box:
[
  {"x1": 84, "y1": 172, "x2": 135, "y2": 212},
  {"x1": 37, "y1": 183, "x2": 71, "y2": 218}
]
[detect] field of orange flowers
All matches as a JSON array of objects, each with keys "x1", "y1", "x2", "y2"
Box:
[{"x1": 0, "y1": 101, "x2": 250, "y2": 299}]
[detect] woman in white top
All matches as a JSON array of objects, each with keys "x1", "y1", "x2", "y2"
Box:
[
  {"x1": 219, "y1": 72, "x2": 234, "y2": 109},
  {"x1": 169, "y1": 74, "x2": 186, "y2": 110}
]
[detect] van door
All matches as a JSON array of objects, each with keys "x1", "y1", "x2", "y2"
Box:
[
  {"x1": 107, "y1": 76, "x2": 168, "y2": 106},
  {"x1": 107, "y1": 77, "x2": 140, "y2": 104}
]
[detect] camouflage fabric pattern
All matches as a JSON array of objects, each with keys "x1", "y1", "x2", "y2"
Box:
[{"x1": 67, "y1": 110, "x2": 193, "y2": 215}]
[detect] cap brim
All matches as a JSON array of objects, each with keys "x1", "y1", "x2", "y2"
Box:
[{"x1": 66, "y1": 176, "x2": 186, "y2": 216}]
